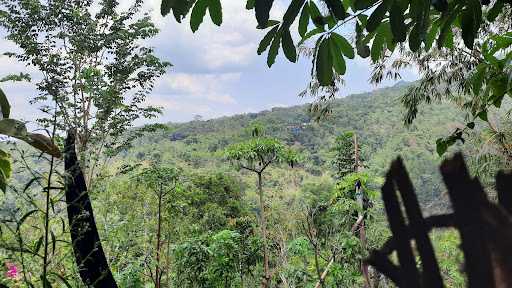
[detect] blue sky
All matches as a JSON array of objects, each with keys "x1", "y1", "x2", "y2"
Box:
[{"x1": 0, "y1": 0, "x2": 418, "y2": 124}]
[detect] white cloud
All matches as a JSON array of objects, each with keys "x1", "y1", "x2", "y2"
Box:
[
  {"x1": 146, "y1": 0, "x2": 286, "y2": 70},
  {"x1": 0, "y1": 41, "x2": 42, "y2": 123},
  {"x1": 149, "y1": 96, "x2": 213, "y2": 113},
  {"x1": 159, "y1": 72, "x2": 238, "y2": 104}
]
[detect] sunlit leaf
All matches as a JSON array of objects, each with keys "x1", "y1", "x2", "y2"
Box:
[{"x1": 331, "y1": 33, "x2": 354, "y2": 59}]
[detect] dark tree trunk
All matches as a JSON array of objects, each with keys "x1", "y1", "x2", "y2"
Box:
[
  {"x1": 64, "y1": 130, "x2": 118, "y2": 288},
  {"x1": 155, "y1": 189, "x2": 163, "y2": 288},
  {"x1": 258, "y1": 172, "x2": 271, "y2": 288}
]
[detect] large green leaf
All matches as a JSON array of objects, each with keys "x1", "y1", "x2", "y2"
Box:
[
  {"x1": 356, "y1": 35, "x2": 371, "y2": 58},
  {"x1": 255, "y1": 0, "x2": 275, "y2": 27},
  {"x1": 267, "y1": 30, "x2": 282, "y2": 67},
  {"x1": 258, "y1": 26, "x2": 279, "y2": 55},
  {"x1": 371, "y1": 27, "x2": 386, "y2": 61},
  {"x1": 354, "y1": 0, "x2": 378, "y2": 11},
  {"x1": 25, "y1": 133, "x2": 62, "y2": 158},
  {"x1": 308, "y1": 0, "x2": 324, "y2": 28},
  {"x1": 324, "y1": 0, "x2": 347, "y2": 20},
  {"x1": 432, "y1": 0, "x2": 448, "y2": 12},
  {"x1": 167, "y1": 0, "x2": 195, "y2": 22},
  {"x1": 208, "y1": 0, "x2": 222, "y2": 26},
  {"x1": 330, "y1": 37, "x2": 346, "y2": 75},
  {"x1": 298, "y1": 2, "x2": 309, "y2": 37},
  {"x1": 246, "y1": 0, "x2": 255, "y2": 9},
  {"x1": 283, "y1": 0, "x2": 305, "y2": 28},
  {"x1": 161, "y1": 0, "x2": 174, "y2": 16},
  {"x1": 190, "y1": 0, "x2": 209, "y2": 32},
  {"x1": 389, "y1": 0, "x2": 407, "y2": 42},
  {"x1": 366, "y1": 0, "x2": 390, "y2": 33},
  {"x1": 409, "y1": 0, "x2": 430, "y2": 51},
  {"x1": 316, "y1": 38, "x2": 333, "y2": 86},
  {"x1": 0, "y1": 87, "x2": 10, "y2": 119},
  {"x1": 298, "y1": 27, "x2": 325, "y2": 46},
  {"x1": 282, "y1": 29, "x2": 297, "y2": 62},
  {"x1": 331, "y1": 33, "x2": 354, "y2": 59},
  {"x1": 437, "y1": 3, "x2": 460, "y2": 48},
  {"x1": 425, "y1": 20, "x2": 440, "y2": 50},
  {"x1": 0, "y1": 118, "x2": 28, "y2": 138},
  {"x1": 409, "y1": 23, "x2": 422, "y2": 51},
  {"x1": 460, "y1": 0, "x2": 482, "y2": 49}
]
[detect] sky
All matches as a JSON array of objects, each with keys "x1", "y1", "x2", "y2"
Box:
[{"x1": 0, "y1": 0, "x2": 419, "y2": 124}]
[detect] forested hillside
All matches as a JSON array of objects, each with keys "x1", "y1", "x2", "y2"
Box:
[
  {"x1": 123, "y1": 82, "x2": 461, "y2": 208},
  {"x1": 76, "y1": 82, "x2": 469, "y2": 287},
  {"x1": 0, "y1": 82, "x2": 471, "y2": 287}
]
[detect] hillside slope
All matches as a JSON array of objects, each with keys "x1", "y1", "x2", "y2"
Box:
[{"x1": 124, "y1": 83, "x2": 464, "y2": 207}]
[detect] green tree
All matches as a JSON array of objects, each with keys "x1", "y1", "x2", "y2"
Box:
[
  {"x1": 208, "y1": 230, "x2": 242, "y2": 287},
  {"x1": 331, "y1": 131, "x2": 356, "y2": 180},
  {"x1": 0, "y1": 0, "x2": 170, "y2": 185},
  {"x1": 135, "y1": 166, "x2": 182, "y2": 288},
  {"x1": 225, "y1": 127, "x2": 298, "y2": 288}
]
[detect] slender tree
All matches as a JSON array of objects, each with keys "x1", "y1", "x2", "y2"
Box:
[
  {"x1": 331, "y1": 131, "x2": 372, "y2": 286},
  {"x1": 225, "y1": 126, "x2": 298, "y2": 288},
  {"x1": 135, "y1": 166, "x2": 182, "y2": 288},
  {"x1": 0, "y1": 0, "x2": 170, "y2": 185}
]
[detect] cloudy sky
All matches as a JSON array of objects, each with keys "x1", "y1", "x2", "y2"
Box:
[{"x1": 0, "y1": 0, "x2": 418, "y2": 124}]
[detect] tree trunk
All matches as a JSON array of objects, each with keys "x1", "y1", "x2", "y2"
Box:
[
  {"x1": 354, "y1": 134, "x2": 371, "y2": 288},
  {"x1": 258, "y1": 172, "x2": 270, "y2": 288},
  {"x1": 313, "y1": 247, "x2": 324, "y2": 288},
  {"x1": 314, "y1": 257, "x2": 334, "y2": 288},
  {"x1": 155, "y1": 189, "x2": 163, "y2": 288},
  {"x1": 64, "y1": 130, "x2": 118, "y2": 288}
]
